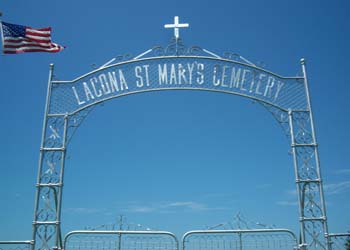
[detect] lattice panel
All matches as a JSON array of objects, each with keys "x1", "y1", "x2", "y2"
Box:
[
  {"x1": 34, "y1": 225, "x2": 57, "y2": 250},
  {"x1": 43, "y1": 116, "x2": 65, "y2": 148},
  {"x1": 289, "y1": 110, "x2": 329, "y2": 250},
  {"x1": 295, "y1": 146, "x2": 318, "y2": 180},
  {"x1": 39, "y1": 151, "x2": 62, "y2": 184},
  {"x1": 292, "y1": 112, "x2": 313, "y2": 145},
  {"x1": 35, "y1": 187, "x2": 58, "y2": 221},
  {"x1": 304, "y1": 221, "x2": 326, "y2": 250}
]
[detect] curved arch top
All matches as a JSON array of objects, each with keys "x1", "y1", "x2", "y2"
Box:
[{"x1": 49, "y1": 56, "x2": 307, "y2": 115}]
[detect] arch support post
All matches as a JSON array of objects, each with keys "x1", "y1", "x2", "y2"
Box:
[
  {"x1": 286, "y1": 59, "x2": 330, "y2": 250},
  {"x1": 31, "y1": 64, "x2": 68, "y2": 250}
]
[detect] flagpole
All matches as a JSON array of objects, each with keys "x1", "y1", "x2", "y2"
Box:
[{"x1": 0, "y1": 12, "x2": 4, "y2": 54}]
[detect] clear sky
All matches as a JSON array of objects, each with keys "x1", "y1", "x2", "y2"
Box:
[{"x1": 0, "y1": 0, "x2": 349, "y2": 241}]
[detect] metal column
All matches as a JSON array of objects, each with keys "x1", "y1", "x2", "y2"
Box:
[
  {"x1": 286, "y1": 59, "x2": 330, "y2": 249},
  {"x1": 31, "y1": 64, "x2": 68, "y2": 250}
]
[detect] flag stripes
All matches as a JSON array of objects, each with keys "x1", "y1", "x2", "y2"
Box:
[{"x1": 0, "y1": 21, "x2": 64, "y2": 54}]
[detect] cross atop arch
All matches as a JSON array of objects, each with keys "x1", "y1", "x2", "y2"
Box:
[{"x1": 164, "y1": 16, "x2": 189, "y2": 39}]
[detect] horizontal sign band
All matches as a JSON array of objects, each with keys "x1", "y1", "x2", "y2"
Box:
[{"x1": 49, "y1": 57, "x2": 307, "y2": 114}]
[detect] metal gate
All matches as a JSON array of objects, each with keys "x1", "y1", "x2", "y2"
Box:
[
  {"x1": 328, "y1": 233, "x2": 350, "y2": 250},
  {"x1": 182, "y1": 229, "x2": 299, "y2": 250},
  {"x1": 0, "y1": 241, "x2": 33, "y2": 250},
  {"x1": 64, "y1": 231, "x2": 178, "y2": 250},
  {"x1": 63, "y1": 229, "x2": 300, "y2": 250}
]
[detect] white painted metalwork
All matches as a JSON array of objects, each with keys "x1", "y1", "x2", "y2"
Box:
[
  {"x1": 0, "y1": 241, "x2": 33, "y2": 250},
  {"x1": 183, "y1": 229, "x2": 298, "y2": 250},
  {"x1": 328, "y1": 233, "x2": 350, "y2": 250},
  {"x1": 164, "y1": 16, "x2": 189, "y2": 39},
  {"x1": 64, "y1": 231, "x2": 178, "y2": 250},
  {"x1": 1, "y1": 23, "x2": 344, "y2": 250},
  {"x1": 28, "y1": 45, "x2": 329, "y2": 250}
]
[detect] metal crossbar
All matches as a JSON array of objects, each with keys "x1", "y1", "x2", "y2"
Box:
[
  {"x1": 182, "y1": 229, "x2": 299, "y2": 250},
  {"x1": 64, "y1": 231, "x2": 178, "y2": 250}
]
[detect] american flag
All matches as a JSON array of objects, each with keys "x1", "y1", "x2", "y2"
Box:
[{"x1": 0, "y1": 21, "x2": 65, "y2": 54}]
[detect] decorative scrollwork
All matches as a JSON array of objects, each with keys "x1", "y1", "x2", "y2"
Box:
[
  {"x1": 40, "y1": 151, "x2": 62, "y2": 184},
  {"x1": 304, "y1": 221, "x2": 327, "y2": 250},
  {"x1": 36, "y1": 225, "x2": 56, "y2": 250},
  {"x1": 188, "y1": 46, "x2": 203, "y2": 56},
  {"x1": 152, "y1": 46, "x2": 165, "y2": 57},
  {"x1": 113, "y1": 54, "x2": 133, "y2": 63},
  {"x1": 258, "y1": 102, "x2": 291, "y2": 139},
  {"x1": 165, "y1": 38, "x2": 187, "y2": 55},
  {"x1": 148, "y1": 38, "x2": 209, "y2": 57},
  {"x1": 223, "y1": 52, "x2": 241, "y2": 61},
  {"x1": 44, "y1": 116, "x2": 65, "y2": 148},
  {"x1": 66, "y1": 106, "x2": 95, "y2": 145},
  {"x1": 303, "y1": 183, "x2": 323, "y2": 217},
  {"x1": 295, "y1": 146, "x2": 318, "y2": 180},
  {"x1": 222, "y1": 52, "x2": 257, "y2": 67},
  {"x1": 292, "y1": 111, "x2": 313, "y2": 144},
  {"x1": 36, "y1": 187, "x2": 57, "y2": 221}
]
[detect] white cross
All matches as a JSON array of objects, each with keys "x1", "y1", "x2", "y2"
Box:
[{"x1": 164, "y1": 16, "x2": 189, "y2": 39}]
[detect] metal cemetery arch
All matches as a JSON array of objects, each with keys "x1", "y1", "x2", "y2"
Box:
[{"x1": 32, "y1": 39, "x2": 330, "y2": 250}]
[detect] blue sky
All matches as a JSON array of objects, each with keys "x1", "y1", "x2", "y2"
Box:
[{"x1": 0, "y1": 0, "x2": 350, "y2": 241}]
